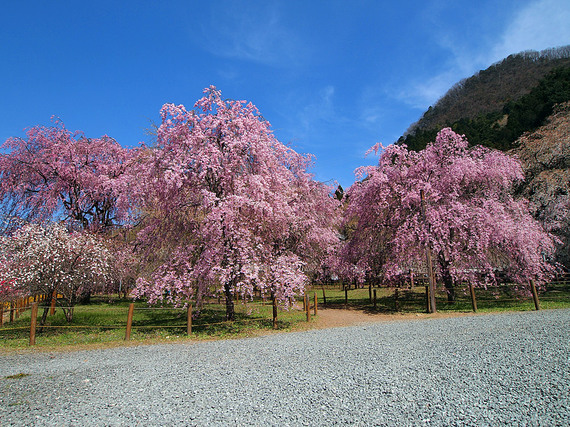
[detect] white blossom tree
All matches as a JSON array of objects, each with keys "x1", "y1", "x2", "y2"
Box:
[{"x1": 0, "y1": 223, "x2": 113, "y2": 323}]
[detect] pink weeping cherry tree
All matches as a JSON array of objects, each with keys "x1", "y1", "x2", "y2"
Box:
[
  {"x1": 130, "y1": 87, "x2": 340, "y2": 320},
  {"x1": 0, "y1": 120, "x2": 138, "y2": 303},
  {"x1": 0, "y1": 119, "x2": 133, "y2": 231},
  {"x1": 339, "y1": 128, "x2": 558, "y2": 304}
]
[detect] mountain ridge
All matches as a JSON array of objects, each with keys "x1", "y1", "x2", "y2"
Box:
[{"x1": 399, "y1": 45, "x2": 570, "y2": 151}]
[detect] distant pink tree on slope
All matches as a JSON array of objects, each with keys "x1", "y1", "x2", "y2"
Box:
[
  {"x1": 130, "y1": 87, "x2": 340, "y2": 320},
  {"x1": 339, "y1": 128, "x2": 557, "y2": 302}
]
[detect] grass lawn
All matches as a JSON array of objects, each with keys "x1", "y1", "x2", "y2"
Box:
[
  {"x1": 0, "y1": 296, "x2": 307, "y2": 351},
  {"x1": 315, "y1": 282, "x2": 570, "y2": 313},
  {"x1": 1, "y1": 281, "x2": 569, "y2": 351}
]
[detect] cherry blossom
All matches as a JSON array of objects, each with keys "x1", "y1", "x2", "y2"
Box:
[
  {"x1": 0, "y1": 119, "x2": 133, "y2": 231},
  {"x1": 339, "y1": 128, "x2": 557, "y2": 300},
  {"x1": 129, "y1": 87, "x2": 340, "y2": 320}
]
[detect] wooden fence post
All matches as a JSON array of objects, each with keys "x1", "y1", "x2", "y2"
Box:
[
  {"x1": 373, "y1": 289, "x2": 377, "y2": 309},
  {"x1": 125, "y1": 303, "x2": 134, "y2": 340},
  {"x1": 313, "y1": 293, "x2": 318, "y2": 316},
  {"x1": 305, "y1": 294, "x2": 310, "y2": 322},
  {"x1": 187, "y1": 304, "x2": 192, "y2": 335},
  {"x1": 469, "y1": 283, "x2": 477, "y2": 312},
  {"x1": 29, "y1": 303, "x2": 39, "y2": 346},
  {"x1": 369, "y1": 284, "x2": 372, "y2": 302},
  {"x1": 50, "y1": 290, "x2": 57, "y2": 316},
  {"x1": 530, "y1": 280, "x2": 540, "y2": 311}
]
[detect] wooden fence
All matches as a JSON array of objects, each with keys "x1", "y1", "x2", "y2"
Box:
[
  {"x1": 0, "y1": 293, "x2": 55, "y2": 327},
  {"x1": 320, "y1": 274, "x2": 570, "y2": 314},
  {"x1": 2, "y1": 275, "x2": 569, "y2": 347}
]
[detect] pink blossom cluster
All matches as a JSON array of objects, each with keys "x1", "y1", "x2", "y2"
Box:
[{"x1": 0, "y1": 119, "x2": 133, "y2": 231}]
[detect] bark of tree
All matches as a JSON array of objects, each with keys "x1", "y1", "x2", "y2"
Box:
[
  {"x1": 224, "y1": 281, "x2": 235, "y2": 321},
  {"x1": 439, "y1": 255, "x2": 456, "y2": 303}
]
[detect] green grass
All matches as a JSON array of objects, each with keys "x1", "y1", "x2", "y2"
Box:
[
  {"x1": 2, "y1": 283, "x2": 569, "y2": 351},
  {"x1": 313, "y1": 282, "x2": 570, "y2": 314},
  {"x1": 0, "y1": 296, "x2": 307, "y2": 350},
  {"x1": 4, "y1": 373, "x2": 31, "y2": 380}
]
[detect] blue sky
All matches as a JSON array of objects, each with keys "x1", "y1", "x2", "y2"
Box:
[{"x1": 1, "y1": 0, "x2": 569, "y2": 188}]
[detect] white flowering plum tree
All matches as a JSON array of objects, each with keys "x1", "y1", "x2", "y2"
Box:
[{"x1": 0, "y1": 223, "x2": 113, "y2": 323}]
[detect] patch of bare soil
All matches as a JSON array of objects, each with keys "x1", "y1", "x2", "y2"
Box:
[
  {"x1": 1, "y1": 307, "x2": 483, "y2": 355},
  {"x1": 307, "y1": 307, "x2": 481, "y2": 330}
]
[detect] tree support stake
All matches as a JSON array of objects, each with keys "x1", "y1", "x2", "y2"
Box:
[
  {"x1": 29, "y1": 303, "x2": 39, "y2": 346},
  {"x1": 187, "y1": 304, "x2": 192, "y2": 335},
  {"x1": 469, "y1": 283, "x2": 477, "y2": 312}
]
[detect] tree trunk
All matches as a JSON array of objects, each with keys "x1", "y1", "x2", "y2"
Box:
[
  {"x1": 62, "y1": 307, "x2": 74, "y2": 323},
  {"x1": 439, "y1": 257, "x2": 456, "y2": 303},
  {"x1": 443, "y1": 277, "x2": 456, "y2": 303},
  {"x1": 224, "y1": 281, "x2": 235, "y2": 321},
  {"x1": 271, "y1": 291, "x2": 277, "y2": 329},
  {"x1": 39, "y1": 302, "x2": 51, "y2": 332},
  {"x1": 421, "y1": 190, "x2": 437, "y2": 313}
]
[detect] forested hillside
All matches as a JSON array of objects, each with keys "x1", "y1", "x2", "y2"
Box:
[{"x1": 400, "y1": 46, "x2": 570, "y2": 152}]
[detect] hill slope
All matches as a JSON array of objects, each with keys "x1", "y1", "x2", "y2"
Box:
[{"x1": 400, "y1": 46, "x2": 570, "y2": 151}]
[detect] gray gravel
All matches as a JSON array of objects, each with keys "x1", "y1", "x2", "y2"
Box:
[{"x1": 1, "y1": 309, "x2": 569, "y2": 426}]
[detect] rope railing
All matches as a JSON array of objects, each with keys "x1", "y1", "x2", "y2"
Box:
[{"x1": 0, "y1": 319, "x2": 266, "y2": 332}]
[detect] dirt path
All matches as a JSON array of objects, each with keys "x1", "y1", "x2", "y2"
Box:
[
  {"x1": 307, "y1": 307, "x2": 481, "y2": 330},
  {"x1": 0, "y1": 305, "x2": 483, "y2": 354}
]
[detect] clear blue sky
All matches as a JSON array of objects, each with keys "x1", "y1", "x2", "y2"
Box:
[{"x1": 2, "y1": 0, "x2": 569, "y2": 188}]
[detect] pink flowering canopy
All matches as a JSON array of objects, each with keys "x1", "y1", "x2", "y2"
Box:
[
  {"x1": 339, "y1": 128, "x2": 557, "y2": 295},
  {"x1": 130, "y1": 87, "x2": 340, "y2": 318},
  {"x1": 0, "y1": 119, "x2": 133, "y2": 231}
]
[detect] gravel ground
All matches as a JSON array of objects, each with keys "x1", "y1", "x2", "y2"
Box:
[{"x1": 1, "y1": 309, "x2": 569, "y2": 426}]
